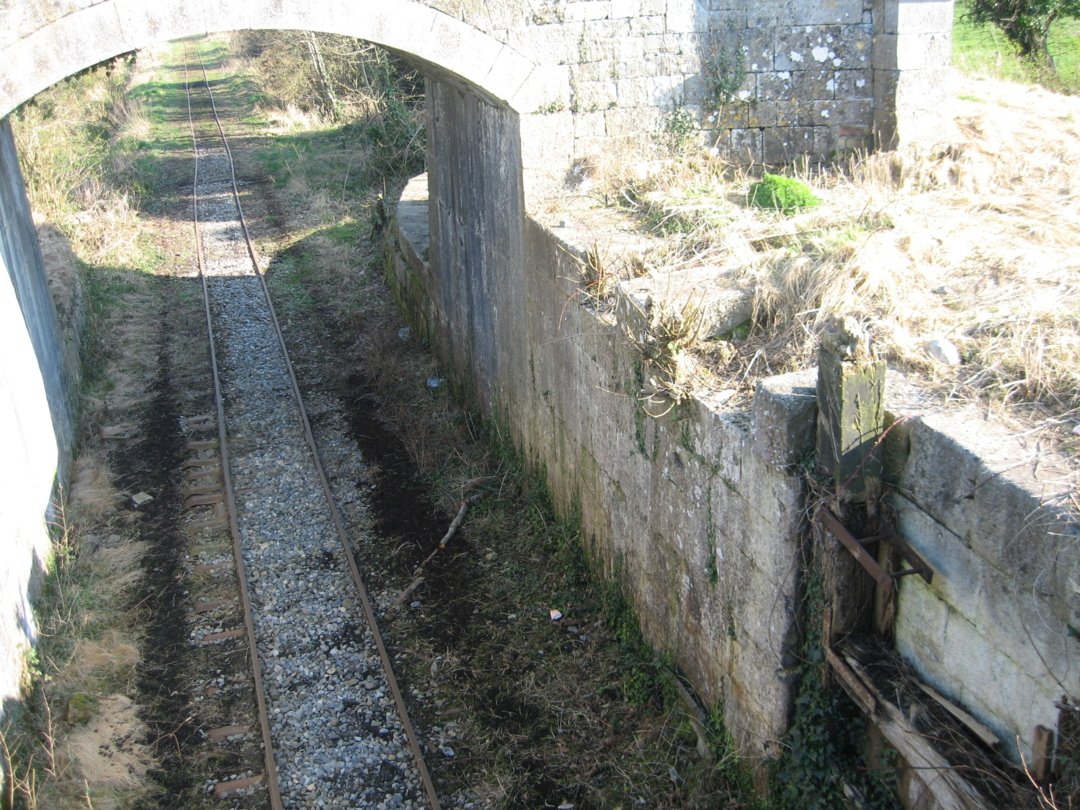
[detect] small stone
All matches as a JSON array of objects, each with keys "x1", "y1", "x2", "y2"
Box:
[
  {"x1": 65, "y1": 692, "x2": 99, "y2": 724},
  {"x1": 131, "y1": 491, "x2": 154, "y2": 507},
  {"x1": 925, "y1": 337, "x2": 961, "y2": 366}
]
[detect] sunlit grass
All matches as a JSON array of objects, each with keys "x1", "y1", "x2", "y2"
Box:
[{"x1": 952, "y1": 0, "x2": 1080, "y2": 91}]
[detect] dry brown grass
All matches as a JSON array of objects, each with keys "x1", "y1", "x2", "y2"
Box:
[
  {"x1": 67, "y1": 455, "x2": 126, "y2": 522},
  {"x1": 60, "y1": 695, "x2": 152, "y2": 792},
  {"x1": 577, "y1": 74, "x2": 1080, "y2": 450}
]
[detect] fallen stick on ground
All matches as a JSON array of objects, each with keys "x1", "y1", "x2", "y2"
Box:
[
  {"x1": 392, "y1": 575, "x2": 425, "y2": 611},
  {"x1": 434, "y1": 494, "x2": 481, "y2": 552},
  {"x1": 669, "y1": 670, "x2": 713, "y2": 762},
  {"x1": 387, "y1": 495, "x2": 481, "y2": 615}
]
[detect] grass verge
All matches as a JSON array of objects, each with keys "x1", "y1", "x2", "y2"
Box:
[
  {"x1": 566, "y1": 77, "x2": 1080, "y2": 456},
  {"x1": 5, "y1": 49, "x2": 187, "y2": 810}
]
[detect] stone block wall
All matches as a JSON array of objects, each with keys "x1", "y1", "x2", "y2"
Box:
[
  {"x1": 394, "y1": 77, "x2": 816, "y2": 761},
  {"x1": 502, "y1": 0, "x2": 885, "y2": 179},
  {"x1": 421, "y1": 0, "x2": 951, "y2": 177},
  {"x1": 395, "y1": 75, "x2": 1078, "y2": 772},
  {"x1": 873, "y1": 0, "x2": 955, "y2": 146},
  {"x1": 3, "y1": 0, "x2": 954, "y2": 196},
  {"x1": 393, "y1": 167, "x2": 811, "y2": 762},
  {"x1": 887, "y1": 412, "x2": 1079, "y2": 763},
  {"x1": 0, "y1": 120, "x2": 75, "y2": 714}
]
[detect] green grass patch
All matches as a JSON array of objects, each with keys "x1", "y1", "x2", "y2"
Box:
[
  {"x1": 953, "y1": 0, "x2": 1080, "y2": 91},
  {"x1": 266, "y1": 251, "x2": 317, "y2": 311},
  {"x1": 749, "y1": 174, "x2": 820, "y2": 214}
]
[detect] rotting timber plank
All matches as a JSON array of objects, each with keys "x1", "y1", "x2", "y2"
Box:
[
  {"x1": 815, "y1": 317, "x2": 886, "y2": 643},
  {"x1": 812, "y1": 318, "x2": 989, "y2": 809},
  {"x1": 815, "y1": 317, "x2": 886, "y2": 506},
  {"x1": 826, "y1": 649, "x2": 987, "y2": 810}
]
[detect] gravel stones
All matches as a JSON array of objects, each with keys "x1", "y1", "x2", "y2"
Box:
[{"x1": 196, "y1": 144, "x2": 426, "y2": 808}]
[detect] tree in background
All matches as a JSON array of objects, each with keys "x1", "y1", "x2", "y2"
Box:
[
  {"x1": 234, "y1": 31, "x2": 425, "y2": 177},
  {"x1": 966, "y1": 0, "x2": 1080, "y2": 68}
]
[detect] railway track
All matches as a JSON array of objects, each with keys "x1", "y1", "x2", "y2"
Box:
[{"x1": 178, "y1": 39, "x2": 441, "y2": 809}]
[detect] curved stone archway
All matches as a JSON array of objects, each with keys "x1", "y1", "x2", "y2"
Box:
[{"x1": 0, "y1": 0, "x2": 545, "y2": 119}]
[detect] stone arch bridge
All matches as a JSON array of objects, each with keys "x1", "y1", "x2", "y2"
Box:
[
  {"x1": 3, "y1": 0, "x2": 953, "y2": 180},
  {"x1": 1, "y1": 0, "x2": 959, "y2": 764}
]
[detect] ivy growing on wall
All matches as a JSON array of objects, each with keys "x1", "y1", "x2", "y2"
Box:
[{"x1": 769, "y1": 567, "x2": 901, "y2": 808}]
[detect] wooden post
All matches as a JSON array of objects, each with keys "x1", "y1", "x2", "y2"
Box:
[
  {"x1": 816, "y1": 316, "x2": 886, "y2": 643},
  {"x1": 816, "y1": 316, "x2": 886, "y2": 508},
  {"x1": 1031, "y1": 725, "x2": 1054, "y2": 782}
]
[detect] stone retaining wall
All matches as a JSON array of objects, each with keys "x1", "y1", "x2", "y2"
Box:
[
  {"x1": 2, "y1": 0, "x2": 954, "y2": 185},
  {"x1": 391, "y1": 171, "x2": 811, "y2": 764},
  {"x1": 0, "y1": 120, "x2": 75, "y2": 714},
  {"x1": 391, "y1": 72, "x2": 1079, "y2": 771}
]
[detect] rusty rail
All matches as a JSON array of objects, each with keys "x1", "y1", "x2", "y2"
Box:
[{"x1": 185, "y1": 38, "x2": 442, "y2": 810}]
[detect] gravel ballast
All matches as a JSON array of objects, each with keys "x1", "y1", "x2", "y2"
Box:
[{"x1": 194, "y1": 125, "x2": 427, "y2": 808}]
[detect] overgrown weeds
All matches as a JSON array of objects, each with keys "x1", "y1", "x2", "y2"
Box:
[
  {"x1": 769, "y1": 564, "x2": 899, "y2": 809},
  {"x1": 629, "y1": 294, "x2": 707, "y2": 413},
  {"x1": 573, "y1": 76, "x2": 1080, "y2": 450},
  {"x1": 13, "y1": 60, "x2": 146, "y2": 267},
  {"x1": 231, "y1": 31, "x2": 424, "y2": 180}
]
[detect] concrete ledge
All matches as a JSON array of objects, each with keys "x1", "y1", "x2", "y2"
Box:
[{"x1": 753, "y1": 369, "x2": 817, "y2": 468}]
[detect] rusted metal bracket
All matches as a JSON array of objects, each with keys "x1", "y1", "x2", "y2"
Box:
[{"x1": 818, "y1": 509, "x2": 934, "y2": 595}]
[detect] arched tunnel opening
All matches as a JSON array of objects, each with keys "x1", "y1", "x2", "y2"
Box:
[
  {"x1": 0, "y1": 31, "x2": 738, "y2": 809},
  {"x1": 3, "y1": 3, "x2": 1076, "y2": 808}
]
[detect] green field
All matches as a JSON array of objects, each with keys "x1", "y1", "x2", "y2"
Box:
[{"x1": 953, "y1": 0, "x2": 1080, "y2": 91}]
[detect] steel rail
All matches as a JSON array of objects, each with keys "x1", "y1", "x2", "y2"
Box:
[
  {"x1": 182, "y1": 42, "x2": 285, "y2": 810},
  {"x1": 189, "y1": 38, "x2": 442, "y2": 810}
]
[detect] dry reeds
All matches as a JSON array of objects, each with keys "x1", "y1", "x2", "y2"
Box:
[{"x1": 578, "y1": 75, "x2": 1080, "y2": 441}]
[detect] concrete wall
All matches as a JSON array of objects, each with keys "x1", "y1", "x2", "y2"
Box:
[
  {"x1": 888, "y1": 413, "x2": 1079, "y2": 763},
  {"x1": 393, "y1": 78, "x2": 814, "y2": 761},
  {"x1": 0, "y1": 120, "x2": 75, "y2": 711}
]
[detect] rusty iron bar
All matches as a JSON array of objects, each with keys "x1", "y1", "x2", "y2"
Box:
[
  {"x1": 818, "y1": 508, "x2": 895, "y2": 594},
  {"x1": 882, "y1": 525, "x2": 935, "y2": 584},
  {"x1": 817, "y1": 509, "x2": 933, "y2": 592}
]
